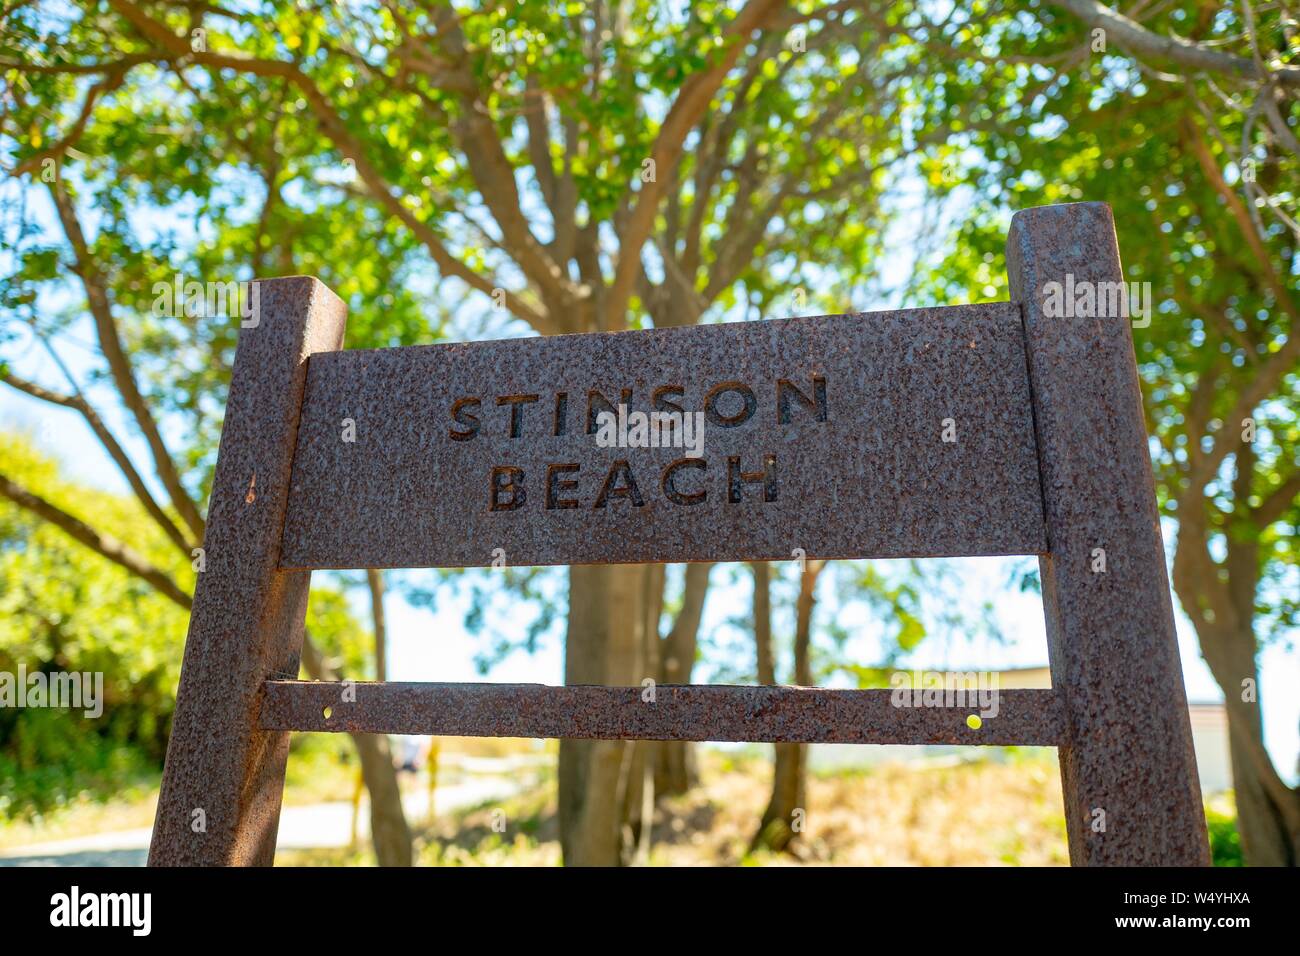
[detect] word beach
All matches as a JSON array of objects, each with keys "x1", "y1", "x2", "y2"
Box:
[{"x1": 446, "y1": 376, "x2": 828, "y2": 511}]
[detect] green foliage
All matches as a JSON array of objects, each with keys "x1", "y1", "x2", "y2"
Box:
[
  {"x1": 305, "y1": 581, "x2": 375, "y2": 680},
  {"x1": 0, "y1": 434, "x2": 372, "y2": 818},
  {"x1": 0, "y1": 1, "x2": 1013, "y2": 693},
  {"x1": 402, "y1": 566, "x2": 564, "y2": 674},
  {"x1": 0, "y1": 709, "x2": 156, "y2": 821},
  {"x1": 1206, "y1": 800, "x2": 1243, "y2": 867},
  {"x1": 1, "y1": 4, "x2": 1295, "y2": 861},
  {"x1": 0, "y1": 433, "x2": 190, "y2": 817},
  {"x1": 906, "y1": 2, "x2": 1299, "y2": 644}
]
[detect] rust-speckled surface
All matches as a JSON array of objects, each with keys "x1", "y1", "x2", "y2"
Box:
[
  {"x1": 259, "y1": 682, "x2": 1066, "y2": 746},
  {"x1": 150, "y1": 204, "x2": 1208, "y2": 870},
  {"x1": 148, "y1": 277, "x2": 347, "y2": 867},
  {"x1": 279, "y1": 303, "x2": 1047, "y2": 569},
  {"x1": 1007, "y1": 202, "x2": 1209, "y2": 866}
]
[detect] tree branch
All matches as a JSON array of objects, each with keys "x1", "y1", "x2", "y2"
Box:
[
  {"x1": 1171, "y1": 502, "x2": 1240, "y2": 634},
  {"x1": 0, "y1": 471, "x2": 193, "y2": 610},
  {"x1": 605, "y1": 0, "x2": 785, "y2": 326},
  {"x1": 661, "y1": 562, "x2": 713, "y2": 683},
  {"x1": 0, "y1": 53, "x2": 157, "y2": 76},
  {"x1": 1180, "y1": 117, "x2": 1300, "y2": 494},
  {"x1": 47, "y1": 176, "x2": 208, "y2": 541},
  {"x1": 1255, "y1": 469, "x2": 1300, "y2": 527},
  {"x1": 11, "y1": 61, "x2": 134, "y2": 176},
  {"x1": 106, "y1": 0, "x2": 553, "y2": 332},
  {"x1": 422, "y1": 5, "x2": 583, "y2": 312},
  {"x1": 1, "y1": 370, "x2": 194, "y2": 555},
  {"x1": 366, "y1": 568, "x2": 387, "y2": 682},
  {"x1": 1058, "y1": 0, "x2": 1300, "y2": 87}
]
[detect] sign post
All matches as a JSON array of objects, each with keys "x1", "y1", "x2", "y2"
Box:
[
  {"x1": 149, "y1": 203, "x2": 1209, "y2": 867},
  {"x1": 149, "y1": 277, "x2": 346, "y2": 866},
  {"x1": 1008, "y1": 203, "x2": 1208, "y2": 865}
]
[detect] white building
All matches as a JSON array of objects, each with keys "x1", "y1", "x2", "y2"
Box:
[{"x1": 808, "y1": 666, "x2": 1233, "y2": 796}]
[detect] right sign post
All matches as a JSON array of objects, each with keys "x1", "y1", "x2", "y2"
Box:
[{"x1": 1008, "y1": 202, "x2": 1209, "y2": 865}]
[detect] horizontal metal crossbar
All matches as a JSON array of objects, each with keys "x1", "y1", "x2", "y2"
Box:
[{"x1": 259, "y1": 682, "x2": 1065, "y2": 746}]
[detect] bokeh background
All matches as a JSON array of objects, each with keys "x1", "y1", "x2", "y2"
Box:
[{"x1": 1, "y1": 0, "x2": 1296, "y2": 866}]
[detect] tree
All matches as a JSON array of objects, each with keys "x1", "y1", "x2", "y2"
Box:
[
  {"x1": 0, "y1": 434, "x2": 188, "y2": 816},
  {"x1": 1080, "y1": 3, "x2": 1293, "y2": 867},
  {"x1": 12, "y1": 0, "x2": 1280, "y2": 867},
  {"x1": 898, "y1": 1, "x2": 1299, "y2": 864},
  {"x1": 3, "y1": 0, "x2": 953, "y2": 865},
  {"x1": 0, "y1": 434, "x2": 414, "y2": 861},
  {"x1": 655, "y1": 561, "x2": 714, "y2": 797},
  {"x1": 753, "y1": 557, "x2": 820, "y2": 852},
  {"x1": 0, "y1": 7, "x2": 434, "y2": 864},
  {"x1": 748, "y1": 558, "x2": 820, "y2": 853}
]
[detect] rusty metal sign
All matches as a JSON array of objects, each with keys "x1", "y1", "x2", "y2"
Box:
[
  {"x1": 149, "y1": 203, "x2": 1211, "y2": 868},
  {"x1": 280, "y1": 302, "x2": 1045, "y2": 569}
]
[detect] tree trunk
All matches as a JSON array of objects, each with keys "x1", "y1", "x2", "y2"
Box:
[
  {"x1": 300, "y1": 633, "x2": 413, "y2": 866},
  {"x1": 753, "y1": 561, "x2": 821, "y2": 852},
  {"x1": 793, "y1": 562, "x2": 820, "y2": 688},
  {"x1": 559, "y1": 563, "x2": 651, "y2": 866},
  {"x1": 1171, "y1": 445, "x2": 1300, "y2": 865},
  {"x1": 756, "y1": 743, "x2": 808, "y2": 852},
  {"x1": 366, "y1": 568, "x2": 387, "y2": 681},
  {"x1": 625, "y1": 564, "x2": 665, "y2": 864},
  {"x1": 752, "y1": 562, "x2": 775, "y2": 685},
  {"x1": 351, "y1": 727, "x2": 413, "y2": 867},
  {"x1": 1195, "y1": 617, "x2": 1300, "y2": 865},
  {"x1": 1173, "y1": 499, "x2": 1300, "y2": 867},
  {"x1": 655, "y1": 562, "x2": 714, "y2": 797}
]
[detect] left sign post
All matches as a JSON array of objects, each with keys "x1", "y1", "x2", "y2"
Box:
[{"x1": 149, "y1": 276, "x2": 347, "y2": 866}]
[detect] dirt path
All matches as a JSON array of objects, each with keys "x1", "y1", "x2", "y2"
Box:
[{"x1": 0, "y1": 775, "x2": 521, "y2": 867}]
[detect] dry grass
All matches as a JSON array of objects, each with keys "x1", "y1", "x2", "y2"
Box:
[
  {"x1": 3, "y1": 747, "x2": 1068, "y2": 864},
  {"x1": 409, "y1": 750, "x2": 1069, "y2": 867},
  {"x1": 0, "y1": 782, "x2": 158, "y2": 849}
]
